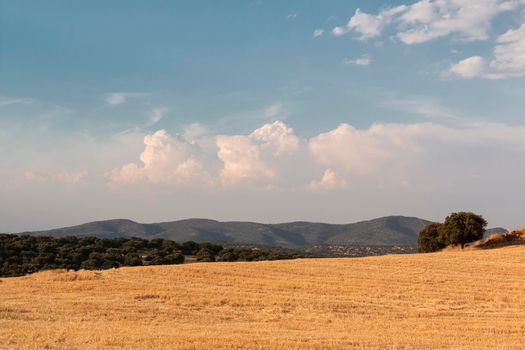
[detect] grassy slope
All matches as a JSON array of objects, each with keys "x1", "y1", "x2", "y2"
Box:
[{"x1": 1, "y1": 246, "x2": 525, "y2": 349}]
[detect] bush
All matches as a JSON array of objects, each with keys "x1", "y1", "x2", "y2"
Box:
[
  {"x1": 124, "y1": 253, "x2": 143, "y2": 266},
  {"x1": 418, "y1": 223, "x2": 446, "y2": 253},
  {"x1": 196, "y1": 248, "x2": 215, "y2": 262}
]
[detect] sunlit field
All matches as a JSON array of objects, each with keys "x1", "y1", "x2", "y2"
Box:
[{"x1": 2, "y1": 246, "x2": 525, "y2": 349}]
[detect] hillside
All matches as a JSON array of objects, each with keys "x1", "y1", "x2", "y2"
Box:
[
  {"x1": 21, "y1": 216, "x2": 430, "y2": 248},
  {"x1": 2, "y1": 247, "x2": 525, "y2": 349}
]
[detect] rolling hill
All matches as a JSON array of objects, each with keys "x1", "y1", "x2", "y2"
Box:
[{"x1": 20, "y1": 216, "x2": 430, "y2": 248}]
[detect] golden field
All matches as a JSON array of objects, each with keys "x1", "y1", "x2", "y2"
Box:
[{"x1": 1, "y1": 246, "x2": 525, "y2": 350}]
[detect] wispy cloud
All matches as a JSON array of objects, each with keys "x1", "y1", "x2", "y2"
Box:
[
  {"x1": 313, "y1": 29, "x2": 324, "y2": 38},
  {"x1": 147, "y1": 107, "x2": 168, "y2": 127},
  {"x1": 105, "y1": 92, "x2": 149, "y2": 106},
  {"x1": 0, "y1": 96, "x2": 33, "y2": 107},
  {"x1": 342, "y1": 55, "x2": 372, "y2": 66},
  {"x1": 381, "y1": 95, "x2": 460, "y2": 121},
  {"x1": 24, "y1": 170, "x2": 88, "y2": 185}
]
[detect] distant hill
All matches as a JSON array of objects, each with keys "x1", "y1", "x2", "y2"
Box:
[
  {"x1": 20, "y1": 216, "x2": 432, "y2": 248},
  {"x1": 483, "y1": 227, "x2": 508, "y2": 237}
]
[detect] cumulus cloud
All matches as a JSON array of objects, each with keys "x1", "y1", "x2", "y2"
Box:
[
  {"x1": 331, "y1": 0, "x2": 519, "y2": 44},
  {"x1": 448, "y1": 24, "x2": 525, "y2": 79},
  {"x1": 309, "y1": 169, "x2": 348, "y2": 190},
  {"x1": 308, "y1": 122, "x2": 525, "y2": 189},
  {"x1": 217, "y1": 121, "x2": 299, "y2": 186},
  {"x1": 332, "y1": 6, "x2": 406, "y2": 39},
  {"x1": 107, "y1": 119, "x2": 525, "y2": 195},
  {"x1": 396, "y1": 0, "x2": 517, "y2": 44},
  {"x1": 342, "y1": 55, "x2": 372, "y2": 66},
  {"x1": 109, "y1": 129, "x2": 211, "y2": 187},
  {"x1": 448, "y1": 56, "x2": 487, "y2": 78},
  {"x1": 309, "y1": 123, "x2": 425, "y2": 176}
]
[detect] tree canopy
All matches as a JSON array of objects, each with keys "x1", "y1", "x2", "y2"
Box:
[{"x1": 418, "y1": 212, "x2": 487, "y2": 252}]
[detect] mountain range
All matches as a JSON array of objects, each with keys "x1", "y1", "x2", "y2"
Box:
[{"x1": 19, "y1": 216, "x2": 436, "y2": 248}]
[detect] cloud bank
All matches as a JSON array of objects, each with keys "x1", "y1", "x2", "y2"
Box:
[{"x1": 108, "y1": 120, "x2": 525, "y2": 194}]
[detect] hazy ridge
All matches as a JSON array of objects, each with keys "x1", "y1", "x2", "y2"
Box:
[{"x1": 20, "y1": 216, "x2": 432, "y2": 248}]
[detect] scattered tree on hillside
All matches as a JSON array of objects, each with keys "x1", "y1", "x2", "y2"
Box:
[
  {"x1": 418, "y1": 212, "x2": 487, "y2": 252},
  {"x1": 418, "y1": 223, "x2": 446, "y2": 253},
  {"x1": 440, "y1": 212, "x2": 487, "y2": 249}
]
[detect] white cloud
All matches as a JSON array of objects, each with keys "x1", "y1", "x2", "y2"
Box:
[
  {"x1": 106, "y1": 119, "x2": 525, "y2": 197},
  {"x1": 448, "y1": 23, "x2": 525, "y2": 79},
  {"x1": 332, "y1": 6, "x2": 407, "y2": 40},
  {"x1": 331, "y1": 1, "x2": 519, "y2": 44},
  {"x1": 313, "y1": 29, "x2": 325, "y2": 37},
  {"x1": 309, "y1": 169, "x2": 348, "y2": 190},
  {"x1": 105, "y1": 92, "x2": 148, "y2": 106},
  {"x1": 286, "y1": 13, "x2": 297, "y2": 20},
  {"x1": 448, "y1": 56, "x2": 487, "y2": 78},
  {"x1": 109, "y1": 129, "x2": 211, "y2": 187},
  {"x1": 342, "y1": 55, "x2": 372, "y2": 66},
  {"x1": 309, "y1": 123, "x2": 424, "y2": 176},
  {"x1": 397, "y1": 0, "x2": 517, "y2": 44},
  {"x1": 332, "y1": 26, "x2": 347, "y2": 37},
  {"x1": 308, "y1": 122, "x2": 525, "y2": 186},
  {"x1": 217, "y1": 121, "x2": 299, "y2": 186}
]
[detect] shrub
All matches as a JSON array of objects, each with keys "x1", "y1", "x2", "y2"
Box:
[
  {"x1": 124, "y1": 253, "x2": 143, "y2": 266},
  {"x1": 418, "y1": 223, "x2": 446, "y2": 253},
  {"x1": 196, "y1": 248, "x2": 215, "y2": 262}
]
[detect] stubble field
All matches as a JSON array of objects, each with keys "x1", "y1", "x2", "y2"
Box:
[{"x1": 1, "y1": 246, "x2": 525, "y2": 349}]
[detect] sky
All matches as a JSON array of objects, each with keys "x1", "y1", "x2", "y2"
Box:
[{"x1": 1, "y1": 0, "x2": 525, "y2": 232}]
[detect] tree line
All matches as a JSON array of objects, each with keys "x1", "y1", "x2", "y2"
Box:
[
  {"x1": 418, "y1": 212, "x2": 487, "y2": 252},
  {"x1": 0, "y1": 235, "x2": 306, "y2": 277}
]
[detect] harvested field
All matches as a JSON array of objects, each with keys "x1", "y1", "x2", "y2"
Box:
[{"x1": 1, "y1": 246, "x2": 525, "y2": 349}]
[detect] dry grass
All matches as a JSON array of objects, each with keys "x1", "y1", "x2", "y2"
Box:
[
  {"x1": 471, "y1": 228, "x2": 525, "y2": 249},
  {"x1": 2, "y1": 247, "x2": 525, "y2": 349}
]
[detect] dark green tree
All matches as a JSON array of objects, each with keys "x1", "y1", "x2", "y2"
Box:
[
  {"x1": 181, "y1": 241, "x2": 199, "y2": 255},
  {"x1": 440, "y1": 212, "x2": 487, "y2": 249},
  {"x1": 195, "y1": 248, "x2": 215, "y2": 262},
  {"x1": 124, "y1": 253, "x2": 143, "y2": 266},
  {"x1": 418, "y1": 222, "x2": 446, "y2": 253}
]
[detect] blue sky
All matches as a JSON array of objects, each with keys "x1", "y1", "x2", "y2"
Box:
[{"x1": 1, "y1": 0, "x2": 525, "y2": 231}]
